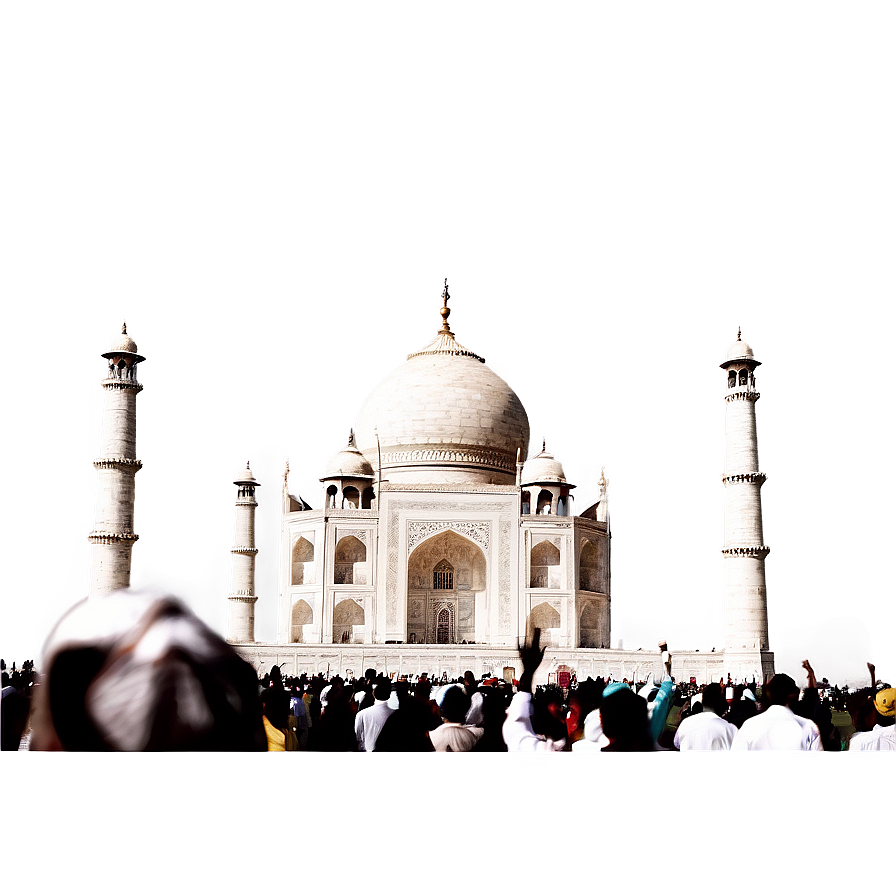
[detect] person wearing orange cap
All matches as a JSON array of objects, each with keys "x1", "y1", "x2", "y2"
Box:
[{"x1": 848, "y1": 684, "x2": 895, "y2": 751}]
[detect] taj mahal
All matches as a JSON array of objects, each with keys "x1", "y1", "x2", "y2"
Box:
[{"x1": 87, "y1": 281, "x2": 775, "y2": 685}]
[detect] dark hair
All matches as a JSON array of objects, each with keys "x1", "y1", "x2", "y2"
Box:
[
  {"x1": 765, "y1": 674, "x2": 799, "y2": 707},
  {"x1": 600, "y1": 688, "x2": 652, "y2": 751},
  {"x1": 261, "y1": 687, "x2": 290, "y2": 730},
  {"x1": 701, "y1": 682, "x2": 726, "y2": 715},
  {"x1": 440, "y1": 686, "x2": 471, "y2": 723},
  {"x1": 373, "y1": 680, "x2": 392, "y2": 702}
]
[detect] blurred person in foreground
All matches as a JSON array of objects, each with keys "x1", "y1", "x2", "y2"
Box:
[
  {"x1": 731, "y1": 673, "x2": 822, "y2": 751},
  {"x1": 849, "y1": 680, "x2": 895, "y2": 751},
  {"x1": 502, "y1": 629, "x2": 566, "y2": 751},
  {"x1": 28, "y1": 589, "x2": 266, "y2": 751}
]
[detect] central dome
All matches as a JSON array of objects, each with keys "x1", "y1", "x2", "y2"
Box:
[{"x1": 353, "y1": 283, "x2": 530, "y2": 485}]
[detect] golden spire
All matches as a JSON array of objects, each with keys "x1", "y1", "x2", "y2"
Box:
[{"x1": 438, "y1": 278, "x2": 452, "y2": 335}]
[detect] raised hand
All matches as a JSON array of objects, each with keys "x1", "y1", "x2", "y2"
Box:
[{"x1": 517, "y1": 628, "x2": 546, "y2": 693}]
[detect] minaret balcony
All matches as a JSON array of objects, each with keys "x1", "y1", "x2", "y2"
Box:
[
  {"x1": 721, "y1": 472, "x2": 766, "y2": 486},
  {"x1": 724, "y1": 388, "x2": 760, "y2": 403},
  {"x1": 88, "y1": 530, "x2": 139, "y2": 544},
  {"x1": 721, "y1": 545, "x2": 770, "y2": 558},
  {"x1": 101, "y1": 377, "x2": 143, "y2": 392},
  {"x1": 93, "y1": 456, "x2": 143, "y2": 471}
]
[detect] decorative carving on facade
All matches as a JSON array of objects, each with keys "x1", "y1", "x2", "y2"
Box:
[
  {"x1": 499, "y1": 518, "x2": 511, "y2": 634},
  {"x1": 382, "y1": 446, "x2": 514, "y2": 472},
  {"x1": 407, "y1": 520, "x2": 490, "y2": 554},
  {"x1": 337, "y1": 529, "x2": 368, "y2": 545},
  {"x1": 230, "y1": 545, "x2": 259, "y2": 554}
]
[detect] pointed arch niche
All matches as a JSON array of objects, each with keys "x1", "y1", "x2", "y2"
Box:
[
  {"x1": 406, "y1": 528, "x2": 486, "y2": 645},
  {"x1": 291, "y1": 536, "x2": 315, "y2": 585},
  {"x1": 530, "y1": 539, "x2": 561, "y2": 589},
  {"x1": 526, "y1": 601, "x2": 561, "y2": 647},
  {"x1": 579, "y1": 539, "x2": 606, "y2": 593},
  {"x1": 334, "y1": 535, "x2": 367, "y2": 585},
  {"x1": 333, "y1": 598, "x2": 365, "y2": 644},
  {"x1": 290, "y1": 599, "x2": 313, "y2": 643}
]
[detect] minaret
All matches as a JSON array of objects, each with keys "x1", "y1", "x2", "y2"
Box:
[
  {"x1": 720, "y1": 330, "x2": 774, "y2": 679},
  {"x1": 596, "y1": 467, "x2": 610, "y2": 527},
  {"x1": 227, "y1": 462, "x2": 260, "y2": 643},
  {"x1": 88, "y1": 323, "x2": 145, "y2": 597}
]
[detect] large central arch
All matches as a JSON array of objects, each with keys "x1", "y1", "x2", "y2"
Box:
[{"x1": 406, "y1": 528, "x2": 487, "y2": 644}]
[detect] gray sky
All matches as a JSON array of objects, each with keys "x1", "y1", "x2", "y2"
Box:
[{"x1": 2, "y1": 3, "x2": 894, "y2": 688}]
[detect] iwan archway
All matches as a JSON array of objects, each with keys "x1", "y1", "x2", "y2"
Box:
[{"x1": 406, "y1": 529, "x2": 487, "y2": 644}]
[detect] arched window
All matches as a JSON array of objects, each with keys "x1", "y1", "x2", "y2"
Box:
[
  {"x1": 521, "y1": 490, "x2": 531, "y2": 515},
  {"x1": 291, "y1": 537, "x2": 314, "y2": 585},
  {"x1": 527, "y1": 601, "x2": 560, "y2": 646},
  {"x1": 536, "y1": 489, "x2": 553, "y2": 514},
  {"x1": 326, "y1": 485, "x2": 337, "y2": 509},
  {"x1": 342, "y1": 486, "x2": 360, "y2": 509},
  {"x1": 436, "y1": 606, "x2": 451, "y2": 644},
  {"x1": 738, "y1": 368, "x2": 748, "y2": 385},
  {"x1": 728, "y1": 369, "x2": 737, "y2": 388},
  {"x1": 530, "y1": 540, "x2": 560, "y2": 588},
  {"x1": 362, "y1": 487, "x2": 375, "y2": 509},
  {"x1": 433, "y1": 559, "x2": 454, "y2": 590},
  {"x1": 290, "y1": 599, "x2": 313, "y2": 643},
  {"x1": 579, "y1": 601, "x2": 602, "y2": 648},
  {"x1": 579, "y1": 540, "x2": 603, "y2": 593},
  {"x1": 334, "y1": 535, "x2": 366, "y2": 585},
  {"x1": 332, "y1": 599, "x2": 364, "y2": 644}
]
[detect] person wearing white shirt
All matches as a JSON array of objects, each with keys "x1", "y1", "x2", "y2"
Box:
[
  {"x1": 732, "y1": 673, "x2": 822, "y2": 751},
  {"x1": 354, "y1": 679, "x2": 395, "y2": 751},
  {"x1": 429, "y1": 685, "x2": 484, "y2": 751},
  {"x1": 849, "y1": 687, "x2": 895, "y2": 751},
  {"x1": 674, "y1": 682, "x2": 737, "y2": 751}
]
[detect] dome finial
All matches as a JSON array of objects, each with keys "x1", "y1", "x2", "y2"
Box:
[
  {"x1": 348, "y1": 429, "x2": 356, "y2": 448},
  {"x1": 122, "y1": 321, "x2": 128, "y2": 335},
  {"x1": 542, "y1": 439, "x2": 546, "y2": 453},
  {"x1": 737, "y1": 327, "x2": 741, "y2": 341},
  {"x1": 439, "y1": 278, "x2": 452, "y2": 335}
]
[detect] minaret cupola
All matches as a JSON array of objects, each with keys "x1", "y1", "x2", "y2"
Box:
[{"x1": 520, "y1": 441, "x2": 576, "y2": 516}]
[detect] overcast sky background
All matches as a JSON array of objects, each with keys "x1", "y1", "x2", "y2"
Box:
[{"x1": 2, "y1": 3, "x2": 894, "y2": 688}]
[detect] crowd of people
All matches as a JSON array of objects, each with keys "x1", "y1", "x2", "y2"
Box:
[
  {"x1": 3, "y1": 591, "x2": 893, "y2": 752},
  {"x1": 253, "y1": 643, "x2": 893, "y2": 752}
]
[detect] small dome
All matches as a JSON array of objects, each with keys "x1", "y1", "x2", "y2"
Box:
[
  {"x1": 102, "y1": 324, "x2": 146, "y2": 362},
  {"x1": 521, "y1": 442, "x2": 567, "y2": 485},
  {"x1": 725, "y1": 339, "x2": 756, "y2": 363},
  {"x1": 323, "y1": 431, "x2": 375, "y2": 481},
  {"x1": 234, "y1": 462, "x2": 258, "y2": 485},
  {"x1": 109, "y1": 333, "x2": 137, "y2": 354}
]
